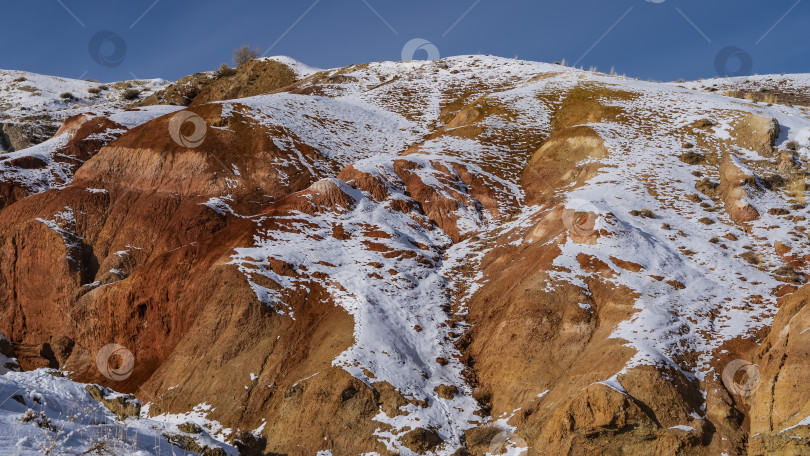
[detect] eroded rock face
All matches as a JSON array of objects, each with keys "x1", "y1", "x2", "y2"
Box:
[
  {"x1": 1, "y1": 57, "x2": 809, "y2": 455},
  {"x1": 746, "y1": 286, "x2": 810, "y2": 455},
  {"x1": 0, "y1": 115, "x2": 116, "y2": 209}
]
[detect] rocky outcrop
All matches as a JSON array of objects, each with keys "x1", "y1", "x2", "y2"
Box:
[
  {"x1": 0, "y1": 122, "x2": 30, "y2": 152},
  {"x1": 718, "y1": 152, "x2": 761, "y2": 225},
  {"x1": 747, "y1": 285, "x2": 810, "y2": 455},
  {"x1": 135, "y1": 58, "x2": 300, "y2": 107},
  {"x1": 85, "y1": 384, "x2": 141, "y2": 420},
  {"x1": 735, "y1": 115, "x2": 780, "y2": 157}
]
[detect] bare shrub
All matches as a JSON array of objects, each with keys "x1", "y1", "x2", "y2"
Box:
[
  {"x1": 233, "y1": 45, "x2": 261, "y2": 67},
  {"x1": 121, "y1": 88, "x2": 141, "y2": 100}
]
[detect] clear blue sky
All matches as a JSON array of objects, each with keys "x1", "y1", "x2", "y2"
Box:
[{"x1": 1, "y1": 0, "x2": 807, "y2": 82}]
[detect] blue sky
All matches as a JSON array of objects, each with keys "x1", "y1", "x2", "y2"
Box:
[{"x1": 1, "y1": 0, "x2": 807, "y2": 82}]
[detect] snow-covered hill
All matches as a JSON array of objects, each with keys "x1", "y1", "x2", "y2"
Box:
[
  {"x1": 0, "y1": 69, "x2": 167, "y2": 152},
  {"x1": 680, "y1": 73, "x2": 810, "y2": 107},
  {"x1": 1, "y1": 56, "x2": 809, "y2": 455},
  {"x1": 0, "y1": 366, "x2": 239, "y2": 456}
]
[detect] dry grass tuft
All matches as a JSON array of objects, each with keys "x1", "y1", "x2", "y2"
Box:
[
  {"x1": 630, "y1": 209, "x2": 656, "y2": 219},
  {"x1": 680, "y1": 151, "x2": 706, "y2": 165},
  {"x1": 767, "y1": 208, "x2": 791, "y2": 216}
]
